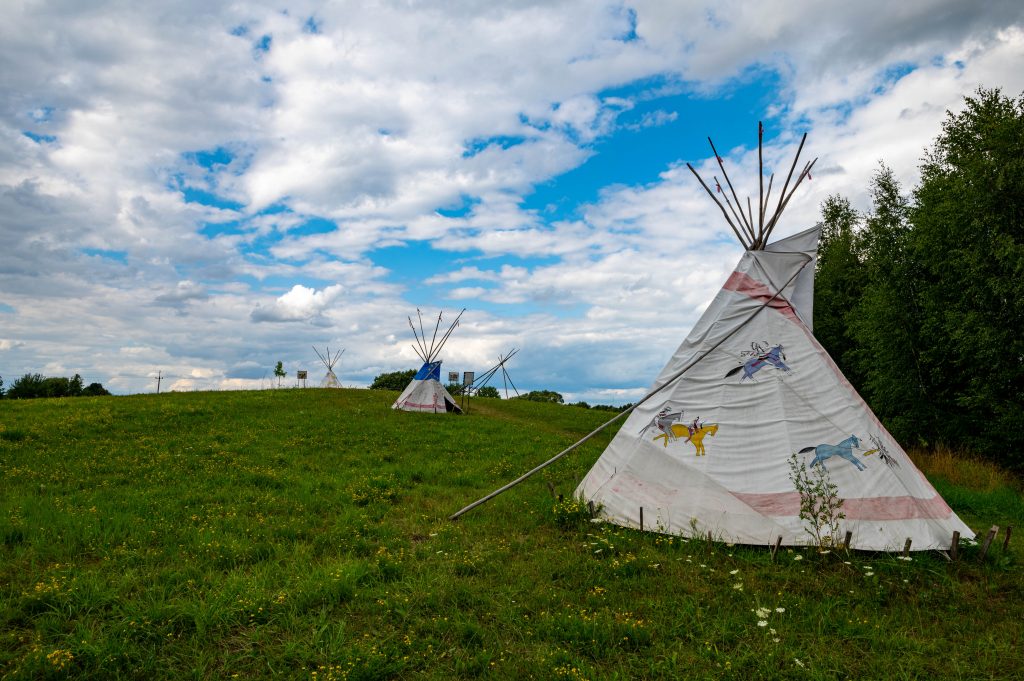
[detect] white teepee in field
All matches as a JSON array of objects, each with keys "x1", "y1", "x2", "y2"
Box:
[
  {"x1": 392, "y1": 309, "x2": 463, "y2": 414},
  {"x1": 313, "y1": 346, "x2": 343, "y2": 388},
  {"x1": 454, "y1": 124, "x2": 973, "y2": 552},
  {"x1": 573, "y1": 125, "x2": 973, "y2": 551}
]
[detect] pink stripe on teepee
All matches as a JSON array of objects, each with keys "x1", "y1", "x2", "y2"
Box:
[
  {"x1": 731, "y1": 491, "x2": 955, "y2": 520},
  {"x1": 723, "y1": 271, "x2": 799, "y2": 323}
]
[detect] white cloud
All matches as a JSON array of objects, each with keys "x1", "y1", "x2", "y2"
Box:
[
  {"x1": 251, "y1": 284, "x2": 345, "y2": 323},
  {"x1": 0, "y1": 1, "x2": 1020, "y2": 397}
]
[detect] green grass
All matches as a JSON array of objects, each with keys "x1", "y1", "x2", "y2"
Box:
[{"x1": 1, "y1": 389, "x2": 1021, "y2": 680}]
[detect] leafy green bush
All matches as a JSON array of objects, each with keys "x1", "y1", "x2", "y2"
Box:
[
  {"x1": 369, "y1": 369, "x2": 416, "y2": 391},
  {"x1": 475, "y1": 385, "x2": 500, "y2": 398},
  {"x1": 518, "y1": 390, "x2": 564, "y2": 404}
]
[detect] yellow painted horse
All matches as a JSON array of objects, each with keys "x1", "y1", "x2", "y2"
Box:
[{"x1": 653, "y1": 423, "x2": 719, "y2": 456}]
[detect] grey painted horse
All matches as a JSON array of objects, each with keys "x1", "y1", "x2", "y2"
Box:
[{"x1": 799, "y1": 435, "x2": 866, "y2": 471}]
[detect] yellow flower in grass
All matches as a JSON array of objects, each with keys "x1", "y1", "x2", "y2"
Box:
[{"x1": 47, "y1": 649, "x2": 74, "y2": 670}]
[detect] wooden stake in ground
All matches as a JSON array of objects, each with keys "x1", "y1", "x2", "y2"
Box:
[
  {"x1": 843, "y1": 531, "x2": 853, "y2": 551},
  {"x1": 979, "y1": 525, "x2": 999, "y2": 562},
  {"x1": 951, "y1": 530, "x2": 960, "y2": 561},
  {"x1": 1002, "y1": 525, "x2": 1013, "y2": 552},
  {"x1": 903, "y1": 538, "x2": 912, "y2": 557},
  {"x1": 770, "y1": 535, "x2": 782, "y2": 562}
]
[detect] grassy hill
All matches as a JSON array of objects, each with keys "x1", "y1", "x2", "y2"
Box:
[{"x1": 1, "y1": 389, "x2": 1021, "y2": 679}]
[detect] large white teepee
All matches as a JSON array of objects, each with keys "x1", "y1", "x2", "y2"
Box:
[
  {"x1": 573, "y1": 127, "x2": 973, "y2": 551},
  {"x1": 313, "y1": 346, "x2": 344, "y2": 388},
  {"x1": 392, "y1": 309, "x2": 464, "y2": 414}
]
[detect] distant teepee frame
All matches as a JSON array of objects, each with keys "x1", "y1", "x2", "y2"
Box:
[
  {"x1": 467, "y1": 348, "x2": 520, "y2": 398},
  {"x1": 312, "y1": 345, "x2": 344, "y2": 388},
  {"x1": 686, "y1": 122, "x2": 817, "y2": 250}
]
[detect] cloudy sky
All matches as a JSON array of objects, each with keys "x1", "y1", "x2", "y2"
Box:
[{"x1": 2, "y1": 1, "x2": 1022, "y2": 400}]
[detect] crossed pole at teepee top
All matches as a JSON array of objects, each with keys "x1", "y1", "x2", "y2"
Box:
[{"x1": 686, "y1": 122, "x2": 817, "y2": 251}]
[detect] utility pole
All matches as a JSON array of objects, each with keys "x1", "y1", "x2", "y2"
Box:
[{"x1": 156, "y1": 370, "x2": 162, "y2": 394}]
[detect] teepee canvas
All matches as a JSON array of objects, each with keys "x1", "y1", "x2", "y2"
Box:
[
  {"x1": 392, "y1": 309, "x2": 464, "y2": 414},
  {"x1": 574, "y1": 126, "x2": 973, "y2": 551}
]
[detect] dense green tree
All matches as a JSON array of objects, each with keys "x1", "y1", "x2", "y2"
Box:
[
  {"x1": 82, "y1": 382, "x2": 112, "y2": 397},
  {"x1": 517, "y1": 390, "x2": 564, "y2": 404},
  {"x1": 273, "y1": 361, "x2": 286, "y2": 388},
  {"x1": 369, "y1": 369, "x2": 416, "y2": 391},
  {"x1": 814, "y1": 194, "x2": 865, "y2": 387},
  {"x1": 5, "y1": 373, "x2": 94, "y2": 399},
  {"x1": 848, "y1": 165, "x2": 940, "y2": 445},
  {"x1": 475, "y1": 385, "x2": 500, "y2": 398},
  {"x1": 911, "y1": 88, "x2": 1024, "y2": 464}
]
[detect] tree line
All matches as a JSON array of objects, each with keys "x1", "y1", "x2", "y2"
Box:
[
  {"x1": 814, "y1": 88, "x2": 1023, "y2": 471},
  {"x1": 0, "y1": 373, "x2": 110, "y2": 399}
]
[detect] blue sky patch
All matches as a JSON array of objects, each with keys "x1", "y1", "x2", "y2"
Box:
[
  {"x1": 185, "y1": 146, "x2": 234, "y2": 169},
  {"x1": 522, "y1": 73, "x2": 785, "y2": 221},
  {"x1": 0, "y1": 302, "x2": 15, "y2": 314},
  {"x1": 23, "y1": 131, "x2": 56, "y2": 144},
  {"x1": 181, "y1": 186, "x2": 244, "y2": 211},
  {"x1": 82, "y1": 248, "x2": 128, "y2": 263},
  {"x1": 463, "y1": 135, "x2": 528, "y2": 158}
]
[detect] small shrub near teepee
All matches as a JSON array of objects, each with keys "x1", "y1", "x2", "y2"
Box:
[
  {"x1": 788, "y1": 452, "x2": 845, "y2": 550},
  {"x1": 552, "y1": 496, "x2": 594, "y2": 529}
]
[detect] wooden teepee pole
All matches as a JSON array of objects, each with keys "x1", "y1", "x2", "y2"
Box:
[
  {"x1": 763, "y1": 132, "x2": 807, "y2": 233},
  {"x1": 757, "y1": 121, "x2": 765, "y2": 243},
  {"x1": 708, "y1": 138, "x2": 757, "y2": 244},
  {"x1": 687, "y1": 164, "x2": 750, "y2": 249},
  {"x1": 761, "y1": 157, "x2": 817, "y2": 244}
]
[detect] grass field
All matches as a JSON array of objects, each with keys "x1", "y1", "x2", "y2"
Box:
[{"x1": 1, "y1": 388, "x2": 1022, "y2": 680}]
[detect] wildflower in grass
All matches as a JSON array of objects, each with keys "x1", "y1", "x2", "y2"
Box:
[
  {"x1": 755, "y1": 607, "x2": 771, "y2": 619},
  {"x1": 729, "y1": 569, "x2": 739, "y2": 575},
  {"x1": 732, "y1": 582, "x2": 743, "y2": 591},
  {"x1": 865, "y1": 571, "x2": 875, "y2": 577},
  {"x1": 47, "y1": 649, "x2": 74, "y2": 670},
  {"x1": 757, "y1": 620, "x2": 768, "y2": 627},
  {"x1": 793, "y1": 555, "x2": 803, "y2": 561},
  {"x1": 775, "y1": 607, "x2": 785, "y2": 613},
  {"x1": 897, "y1": 556, "x2": 912, "y2": 562}
]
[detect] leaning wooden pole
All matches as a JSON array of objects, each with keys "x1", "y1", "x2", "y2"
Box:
[
  {"x1": 762, "y1": 158, "x2": 817, "y2": 243},
  {"x1": 708, "y1": 138, "x2": 757, "y2": 243},
  {"x1": 687, "y1": 164, "x2": 750, "y2": 249},
  {"x1": 757, "y1": 121, "x2": 765, "y2": 243},
  {"x1": 763, "y1": 132, "x2": 807, "y2": 232},
  {"x1": 450, "y1": 256, "x2": 813, "y2": 521},
  {"x1": 715, "y1": 175, "x2": 750, "y2": 240}
]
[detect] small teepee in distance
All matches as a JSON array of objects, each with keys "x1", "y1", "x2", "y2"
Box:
[
  {"x1": 393, "y1": 309, "x2": 464, "y2": 414},
  {"x1": 313, "y1": 346, "x2": 344, "y2": 388},
  {"x1": 454, "y1": 124, "x2": 973, "y2": 552}
]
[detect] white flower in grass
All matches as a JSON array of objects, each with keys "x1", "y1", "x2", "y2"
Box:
[
  {"x1": 732, "y1": 582, "x2": 744, "y2": 591},
  {"x1": 755, "y1": 607, "x2": 771, "y2": 619},
  {"x1": 729, "y1": 569, "x2": 739, "y2": 575},
  {"x1": 775, "y1": 607, "x2": 785, "y2": 613},
  {"x1": 793, "y1": 555, "x2": 803, "y2": 561},
  {"x1": 757, "y1": 620, "x2": 768, "y2": 627},
  {"x1": 794, "y1": 658, "x2": 805, "y2": 668},
  {"x1": 773, "y1": 637, "x2": 781, "y2": 643},
  {"x1": 865, "y1": 571, "x2": 875, "y2": 577}
]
